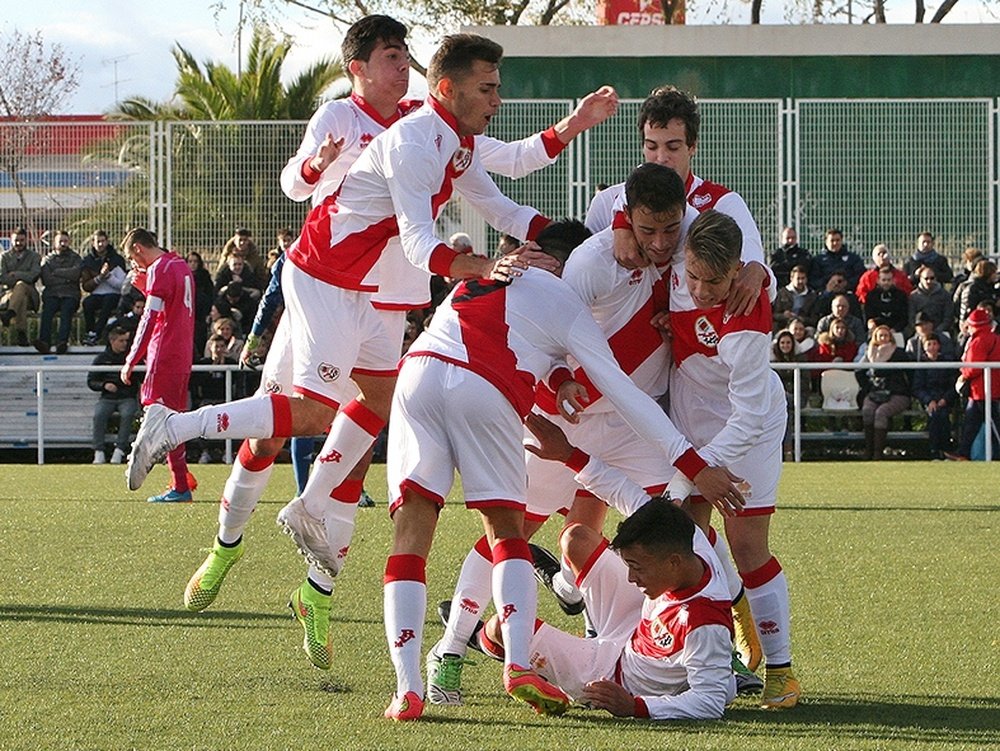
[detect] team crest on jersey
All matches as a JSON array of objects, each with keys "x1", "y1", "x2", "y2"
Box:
[
  {"x1": 691, "y1": 192, "x2": 713, "y2": 209},
  {"x1": 317, "y1": 362, "x2": 340, "y2": 382},
  {"x1": 649, "y1": 618, "x2": 675, "y2": 649},
  {"x1": 451, "y1": 146, "x2": 473, "y2": 174},
  {"x1": 628, "y1": 268, "x2": 643, "y2": 286},
  {"x1": 263, "y1": 378, "x2": 282, "y2": 394},
  {"x1": 695, "y1": 315, "x2": 720, "y2": 348}
]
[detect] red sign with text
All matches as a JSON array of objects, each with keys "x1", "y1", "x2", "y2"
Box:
[{"x1": 597, "y1": 0, "x2": 685, "y2": 25}]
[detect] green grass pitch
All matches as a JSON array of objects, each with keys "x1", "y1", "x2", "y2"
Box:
[{"x1": 0, "y1": 462, "x2": 997, "y2": 750}]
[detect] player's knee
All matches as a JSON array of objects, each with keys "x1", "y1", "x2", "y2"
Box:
[
  {"x1": 294, "y1": 397, "x2": 336, "y2": 435},
  {"x1": 249, "y1": 436, "x2": 285, "y2": 457},
  {"x1": 559, "y1": 522, "x2": 601, "y2": 571}
]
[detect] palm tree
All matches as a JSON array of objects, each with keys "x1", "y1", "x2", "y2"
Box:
[{"x1": 111, "y1": 24, "x2": 345, "y2": 121}]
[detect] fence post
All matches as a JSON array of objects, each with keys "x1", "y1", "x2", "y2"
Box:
[
  {"x1": 985, "y1": 364, "x2": 993, "y2": 462},
  {"x1": 36, "y1": 370, "x2": 45, "y2": 466}
]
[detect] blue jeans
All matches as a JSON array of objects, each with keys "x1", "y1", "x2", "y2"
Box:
[
  {"x1": 83, "y1": 293, "x2": 120, "y2": 337},
  {"x1": 93, "y1": 396, "x2": 139, "y2": 452},
  {"x1": 39, "y1": 294, "x2": 80, "y2": 345},
  {"x1": 958, "y1": 399, "x2": 1000, "y2": 458}
]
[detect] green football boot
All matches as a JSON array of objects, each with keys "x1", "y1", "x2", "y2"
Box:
[
  {"x1": 289, "y1": 580, "x2": 333, "y2": 670},
  {"x1": 184, "y1": 538, "x2": 244, "y2": 612}
]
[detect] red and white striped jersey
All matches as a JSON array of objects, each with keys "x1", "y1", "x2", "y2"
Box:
[
  {"x1": 617, "y1": 526, "x2": 735, "y2": 720},
  {"x1": 281, "y1": 94, "x2": 564, "y2": 309},
  {"x1": 404, "y1": 267, "x2": 708, "y2": 479},
  {"x1": 584, "y1": 171, "x2": 765, "y2": 266},
  {"x1": 286, "y1": 97, "x2": 548, "y2": 299}
]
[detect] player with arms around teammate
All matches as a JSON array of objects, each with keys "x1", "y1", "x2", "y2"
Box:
[
  {"x1": 382, "y1": 221, "x2": 744, "y2": 721},
  {"x1": 669, "y1": 209, "x2": 800, "y2": 709},
  {"x1": 120, "y1": 228, "x2": 196, "y2": 503}
]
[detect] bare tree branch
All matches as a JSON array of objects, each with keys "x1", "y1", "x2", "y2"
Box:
[{"x1": 930, "y1": 0, "x2": 961, "y2": 21}]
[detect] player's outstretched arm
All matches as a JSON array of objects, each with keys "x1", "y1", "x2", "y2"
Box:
[{"x1": 551, "y1": 86, "x2": 619, "y2": 144}]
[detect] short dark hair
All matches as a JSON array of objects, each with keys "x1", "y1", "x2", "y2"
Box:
[
  {"x1": 534, "y1": 219, "x2": 591, "y2": 267},
  {"x1": 624, "y1": 163, "x2": 686, "y2": 217},
  {"x1": 924, "y1": 332, "x2": 940, "y2": 343},
  {"x1": 427, "y1": 33, "x2": 503, "y2": 90},
  {"x1": 877, "y1": 265, "x2": 894, "y2": 275},
  {"x1": 611, "y1": 497, "x2": 694, "y2": 557},
  {"x1": 638, "y1": 85, "x2": 700, "y2": 146},
  {"x1": 686, "y1": 209, "x2": 742, "y2": 277},
  {"x1": 122, "y1": 228, "x2": 159, "y2": 251},
  {"x1": 94, "y1": 230, "x2": 108, "y2": 239},
  {"x1": 790, "y1": 264, "x2": 809, "y2": 276},
  {"x1": 12, "y1": 226, "x2": 26, "y2": 236},
  {"x1": 342, "y1": 15, "x2": 407, "y2": 69},
  {"x1": 825, "y1": 228, "x2": 843, "y2": 239}
]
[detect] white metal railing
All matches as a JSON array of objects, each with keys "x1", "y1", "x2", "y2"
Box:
[
  {"x1": 0, "y1": 363, "x2": 242, "y2": 465},
  {"x1": 771, "y1": 360, "x2": 996, "y2": 462}
]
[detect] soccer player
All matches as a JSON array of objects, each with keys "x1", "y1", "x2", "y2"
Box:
[
  {"x1": 428, "y1": 164, "x2": 750, "y2": 703},
  {"x1": 120, "y1": 228, "x2": 196, "y2": 503},
  {"x1": 666, "y1": 209, "x2": 800, "y2": 709},
  {"x1": 177, "y1": 15, "x2": 617, "y2": 671},
  {"x1": 382, "y1": 220, "x2": 744, "y2": 721}
]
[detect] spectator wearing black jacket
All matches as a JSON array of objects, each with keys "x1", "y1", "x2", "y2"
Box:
[
  {"x1": 904, "y1": 232, "x2": 953, "y2": 288},
  {"x1": 911, "y1": 333, "x2": 958, "y2": 460},
  {"x1": 770, "y1": 227, "x2": 813, "y2": 288},
  {"x1": 863, "y1": 266, "x2": 910, "y2": 337},
  {"x1": 88, "y1": 327, "x2": 140, "y2": 464}
]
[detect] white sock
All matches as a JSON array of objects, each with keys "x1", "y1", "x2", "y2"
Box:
[
  {"x1": 742, "y1": 556, "x2": 792, "y2": 667},
  {"x1": 710, "y1": 527, "x2": 744, "y2": 600},
  {"x1": 168, "y1": 394, "x2": 288, "y2": 444},
  {"x1": 384, "y1": 555, "x2": 426, "y2": 697},
  {"x1": 217, "y1": 441, "x2": 275, "y2": 544},
  {"x1": 492, "y1": 540, "x2": 537, "y2": 669},
  {"x1": 322, "y1": 480, "x2": 365, "y2": 578},
  {"x1": 301, "y1": 400, "x2": 384, "y2": 518},
  {"x1": 439, "y1": 537, "x2": 493, "y2": 656}
]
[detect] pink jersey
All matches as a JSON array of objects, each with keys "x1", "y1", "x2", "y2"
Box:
[{"x1": 126, "y1": 251, "x2": 195, "y2": 382}]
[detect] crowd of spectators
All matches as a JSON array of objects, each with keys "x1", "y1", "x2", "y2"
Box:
[{"x1": 769, "y1": 227, "x2": 1000, "y2": 459}]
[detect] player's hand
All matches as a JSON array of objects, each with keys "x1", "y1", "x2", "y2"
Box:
[
  {"x1": 555, "y1": 379, "x2": 588, "y2": 424},
  {"x1": 571, "y1": 86, "x2": 619, "y2": 131},
  {"x1": 692, "y1": 465, "x2": 746, "y2": 517},
  {"x1": 524, "y1": 413, "x2": 575, "y2": 462},
  {"x1": 120, "y1": 364, "x2": 132, "y2": 385},
  {"x1": 650, "y1": 310, "x2": 673, "y2": 341},
  {"x1": 310, "y1": 133, "x2": 345, "y2": 173},
  {"x1": 490, "y1": 242, "x2": 561, "y2": 282},
  {"x1": 582, "y1": 680, "x2": 636, "y2": 717},
  {"x1": 726, "y1": 261, "x2": 767, "y2": 317},
  {"x1": 239, "y1": 343, "x2": 256, "y2": 368},
  {"x1": 612, "y1": 226, "x2": 648, "y2": 270}
]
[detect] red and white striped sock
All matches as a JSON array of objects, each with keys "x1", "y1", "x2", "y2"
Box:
[
  {"x1": 439, "y1": 536, "x2": 493, "y2": 656},
  {"x1": 301, "y1": 399, "x2": 385, "y2": 518},
  {"x1": 741, "y1": 556, "x2": 792, "y2": 667},
  {"x1": 217, "y1": 440, "x2": 277, "y2": 544},
  {"x1": 492, "y1": 538, "x2": 537, "y2": 669},
  {"x1": 384, "y1": 554, "x2": 427, "y2": 698}
]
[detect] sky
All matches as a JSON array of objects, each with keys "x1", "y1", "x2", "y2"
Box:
[{"x1": 3, "y1": 0, "x2": 997, "y2": 115}]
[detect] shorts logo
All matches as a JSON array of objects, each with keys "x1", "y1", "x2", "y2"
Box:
[
  {"x1": 452, "y1": 146, "x2": 473, "y2": 174},
  {"x1": 317, "y1": 449, "x2": 343, "y2": 464},
  {"x1": 759, "y1": 619, "x2": 780, "y2": 635},
  {"x1": 500, "y1": 603, "x2": 517, "y2": 623},
  {"x1": 695, "y1": 316, "x2": 719, "y2": 348},
  {"x1": 216, "y1": 413, "x2": 230, "y2": 433},
  {"x1": 317, "y1": 362, "x2": 340, "y2": 382},
  {"x1": 394, "y1": 628, "x2": 416, "y2": 648},
  {"x1": 459, "y1": 597, "x2": 480, "y2": 614},
  {"x1": 264, "y1": 378, "x2": 282, "y2": 394}
]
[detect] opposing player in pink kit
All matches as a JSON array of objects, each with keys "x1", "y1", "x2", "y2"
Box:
[
  {"x1": 120, "y1": 228, "x2": 196, "y2": 503},
  {"x1": 176, "y1": 15, "x2": 617, "y2": 673},
  {"x1": 666, "y1": 209, "x2": 800, "y2": 709},
  {"x1": 382, "y1": 220, "x2": 745, "y2": 721}
]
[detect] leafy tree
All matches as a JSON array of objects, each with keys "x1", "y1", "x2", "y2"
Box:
[{"x1": 0, "y1": 29, "x2": 79, "y2": 248}]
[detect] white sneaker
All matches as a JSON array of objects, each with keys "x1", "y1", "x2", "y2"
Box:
[
  {"x1": 426, "y1": 641, "x2": 468, "y2": 706},
  {"x1": 198, "y1": 450, "x2": 211, "y2": 464},
  {"x1": 92, "y1": 450, "x2": 106, "y2": 465},
  {"x1": 276, "y1": 497, "x2": 339, "y2": 577},
  {"x1": 126, "y1": 403, "x2": 178, "y2": 491},
  {"x1": 110, "y1": 447, "x2": 126, "y2": 464}
]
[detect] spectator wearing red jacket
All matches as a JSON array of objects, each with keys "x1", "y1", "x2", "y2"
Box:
[{"x1": 947, "y1": 308, "x2": 1000, "y2": 460}]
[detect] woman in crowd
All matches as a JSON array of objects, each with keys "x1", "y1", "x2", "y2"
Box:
[{"x1": 856, "y1": 324, "x2": 912, "y2": 460}]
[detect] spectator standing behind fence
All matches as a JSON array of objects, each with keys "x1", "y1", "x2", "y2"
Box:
[
  {"x1": 863, "y1": 266, "x2": 910, "y2": 337},
  {"x1": 855, "y1": 324, "x2": 913, "y2": 461},
  {"x1": 772, "y1": 264, "x2": 817, "y2": 332},
  {"x1": 911, "y1": 333, "x2": 959, "y2": 460},
  {"x1": 769, "y1": 227, "x2": 812, "y2": 289},
  {"x1": 904, "y1": 232, "x2": 953, "y2": 289},
  {"x1": 88, "y1": 326, "x2": 139, "y2": 465},
  {"x1": 908, "y1": 265, "x2": 954, "y2": 335},
  {"x1": 810, "y1": 229, "x2": 865, "y2": 291},
  {"x1": 121, "y1": 228, "x2": 197, "y2": 503},
  {"x1": 946, "y1": 308, "x2": 1000, "y2": 461},
  {"x1": 855, "y1": 244, "x2": 912, "y2": 304},
  {"x1": 34, "y1": 230, "x2": 82, "y2": 354},
  {"x1": 80, "y1": 230, "x2": 127, "y2": 346},
  {"x1": 0, "y1": 227, "x2": 40, "y2": 347}
]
